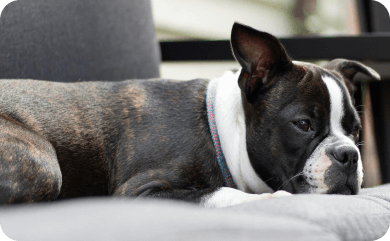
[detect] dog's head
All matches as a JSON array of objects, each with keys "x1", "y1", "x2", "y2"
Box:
[{"x1": 231, "y1": 22, "x2": 380, "y2": 195}]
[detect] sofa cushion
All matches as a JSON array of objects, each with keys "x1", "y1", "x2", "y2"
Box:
[{"x1": 0, "y1": 185, "x2": 389, "y2": 241}]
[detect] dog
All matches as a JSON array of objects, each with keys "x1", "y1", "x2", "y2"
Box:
[{"x1": 0, "y1": 22, "x2": 380, "y2": 207}]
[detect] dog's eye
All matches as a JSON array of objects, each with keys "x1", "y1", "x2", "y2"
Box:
[{"x1": 295, "y1": 120, "x2": 310, "y2": 132}]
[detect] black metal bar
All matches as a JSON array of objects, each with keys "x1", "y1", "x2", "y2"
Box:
[
  {"x1": 354, "y1": 83, "x2": 363, "y2": 154},
  {"x1": 370, "y1": 81, "x2": 390, "y2": 183},
  {"x1": 160, "y1": 41, "x2": 233, "y2": 61},
  {"x1": 356, "y1": 0, "x2": 372, "y2": 33},
  {"x1": 160, "y1": 34, "x2": 390, "y2": 62}
]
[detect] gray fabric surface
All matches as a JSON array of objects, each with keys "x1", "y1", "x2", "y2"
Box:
[
  {"x1": 226, "y1": 184, "x2": 390, "y2": 241},
  {"x1": 0, "y1": 0, "x2": 161, "y2": 81},
  {"x1": 1, "y1": 185, "x2": 389, "y2": 241}
]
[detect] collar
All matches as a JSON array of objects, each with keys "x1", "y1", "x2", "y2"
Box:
[{"x1": 206, "y1": 79, "x2": 236, "y2": 188}]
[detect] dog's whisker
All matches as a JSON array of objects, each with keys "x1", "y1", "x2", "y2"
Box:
[
  {"x1": 356, "y1": 141, "x2": 365, "y2": 147},
  {"x1": 264, "y1": 177, "x2": 274, "y2": 184},
  {"x1": 254, "y1": 177, "x2": 274, "y2": 190},
  {"x1": 277, "y1": 172, "x2": 304, "y2": 191}
]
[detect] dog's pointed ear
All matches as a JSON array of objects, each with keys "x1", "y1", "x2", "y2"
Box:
[
  {"x1": 231, "y1": 22, "x2": 292, "y2": 103},
  {"x1": 324, "y1": 59, "x2": 380, "y2": 100}
]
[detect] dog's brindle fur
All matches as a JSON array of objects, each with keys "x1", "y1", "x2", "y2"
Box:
[
  {"x1": 0, "y1": 79, "x2": 226, "y2": 203},
  {"x1": 0, "y1": 23, "x2": 380, "y2": 205}
]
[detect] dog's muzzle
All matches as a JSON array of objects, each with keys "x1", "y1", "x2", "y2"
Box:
[
  {"x1": 301, "y1": 136, "x2": 362, "y2": 195},
  {"x1": 324, "y1": 144, "x2": 360, "y2": 194}
]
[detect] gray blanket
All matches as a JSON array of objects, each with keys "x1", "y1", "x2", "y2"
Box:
[{"x1": 1, "y1": 185, "x2": 389, "y2": 241}]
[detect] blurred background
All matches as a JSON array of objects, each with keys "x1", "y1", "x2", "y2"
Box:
[{"x1": 152, "y1": 0, "x2": 362, "y2": 80}]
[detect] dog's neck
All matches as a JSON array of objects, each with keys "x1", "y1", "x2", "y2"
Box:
[{"x1": 211, "y1": 70, "x2": 273, "y2": 194}]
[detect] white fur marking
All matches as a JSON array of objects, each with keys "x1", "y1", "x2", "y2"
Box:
[
  {"x1": 322, "y1": 76, "x2": 349, "y2": 141},
  {"x1": 304, "y1": 139, "x2": 334, "y2": 193},
  {"x1": 211, "y1": 70, "x2": 273, "y2": 194},
  {"x1": 202, "y1": 187, "x2": 291, "y2": 208},
  {"x1": 322, "y1": 75, "x2": 363, "y2": 189},
  {"x1": 303, "y1": 75, "x2": 363, "y2": 193},
  {"x1": 307, "y1": 150, "x2": 333, "y2": 193}
]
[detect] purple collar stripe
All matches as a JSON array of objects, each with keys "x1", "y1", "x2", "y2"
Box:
[{"x1": 206, "y1": 79, "x2": 236, "y2": 188}]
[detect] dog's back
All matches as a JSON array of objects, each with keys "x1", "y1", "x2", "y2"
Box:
[{"x1": 0, "y1": 79, "x2": 219, "y2": 200}]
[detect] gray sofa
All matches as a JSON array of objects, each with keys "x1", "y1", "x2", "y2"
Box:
[
  {"x1": 1, "y1": 184, "x2": 389, "y2": 241},
  {"x1": 0, "y1": 0, "x2": 160, "y2": 81}
]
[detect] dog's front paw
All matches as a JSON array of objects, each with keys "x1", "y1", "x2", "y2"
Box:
[
  {"x1": 257, "y1": 190, "x2": 292, "y2": 200},
  {"x1": 202, "y1": 188, "x2": 292, "y2": 208}
]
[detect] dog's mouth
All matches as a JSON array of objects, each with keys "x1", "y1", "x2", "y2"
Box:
[
  {"x1": 327, "y1": 185, "x2": 353, "y2": 195},
  {"x1": 283, "y1": 141, "x2": 363, "y2": 195},
  {"x1": 326, "y1": 181, "x2": 359, "y2": 195},
  {"x1": 277, "y1": 175, "x2": 307, "y2": 194},
  {"x1": 280, "y1": 174, "x2": 359, "y2": 195}
]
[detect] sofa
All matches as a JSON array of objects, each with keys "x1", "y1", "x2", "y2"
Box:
[{"x1": 1, "y1": 184, "x2": 389, "y2": 241}]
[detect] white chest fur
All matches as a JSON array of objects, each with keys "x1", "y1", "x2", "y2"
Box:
[{"x1": 212, "y1": 70, "x2": 273, "y2": 194}]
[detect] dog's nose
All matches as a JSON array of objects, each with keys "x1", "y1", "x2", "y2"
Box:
[{"x1": 331, "y1": 147, "x2": 359, "y2": 166}]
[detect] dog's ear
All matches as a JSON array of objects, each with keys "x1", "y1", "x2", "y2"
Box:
[
  {"x1": 231, "y1": 22, "x2": 292, "y2": 103},
  {"x1": 323, "y1": 59, "x2": 380, "y2": 102}
]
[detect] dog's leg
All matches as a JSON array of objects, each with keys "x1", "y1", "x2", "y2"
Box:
[
  {"x1": 201, "y1": 187, "x2": 292, "y2": 208},
  {"x1": 113, "y1": 178, "x2": 291, "y2": 208},
  {"x1": 0, "y1": 116, "x2": 62, "y2": 204},
  {"x1": 112, "y1": 178, "x2": 218, "y2": 203}
]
